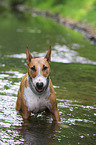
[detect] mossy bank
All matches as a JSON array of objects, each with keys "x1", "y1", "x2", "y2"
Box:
[{"x1": 25, "y1": 0, "x2": 96, "y2": 28}]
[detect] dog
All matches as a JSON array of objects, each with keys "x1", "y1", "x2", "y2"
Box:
[{"x1": 16, "y1": 46, "x2": 60, "y2": 121}]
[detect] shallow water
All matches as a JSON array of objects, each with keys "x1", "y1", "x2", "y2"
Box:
[{"x1": 0, "y1": 8, "x2": 96, "y2": 145}]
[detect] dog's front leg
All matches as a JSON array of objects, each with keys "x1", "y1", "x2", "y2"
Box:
[
  {"x1": 22, "y1": 105, "x2": 31, "y2": 119},
  {"x1": 16, "y1": 87, "x2": 21, "y2": 111},
  {"x1": 51, "y1": 107, "x2": 60, "y2": 122},
  {"x1": 21, "y1": 95, "x2": 31, "y2": 119},
  {"x1": 22, "y1": 109, "x2": 31, "y2": 119},
  {"x1": 48, "y1": 95, "x2": 60, "y2": 122}
]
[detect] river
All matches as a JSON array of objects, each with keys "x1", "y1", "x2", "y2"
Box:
[{"x1": 0, "y1": 7, "x2": 96, "y2": 145}]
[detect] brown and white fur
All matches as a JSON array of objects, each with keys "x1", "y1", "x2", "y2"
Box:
[{"x1": 16, "y1": 46, "x2": 60, "y2": 121}]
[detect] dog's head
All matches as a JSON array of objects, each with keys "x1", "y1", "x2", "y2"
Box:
[{"x1": 26, "y1": 46, "x2": 51, "y2": 94}]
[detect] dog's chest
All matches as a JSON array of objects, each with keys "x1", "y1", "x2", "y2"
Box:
[{"x1": 24, "y1": 86, "x2": 51, "y2": 113}]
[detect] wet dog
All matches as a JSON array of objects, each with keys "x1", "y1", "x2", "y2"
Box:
[{"x1": 16, "y1": 46, "x2": 60, "y2": 121}]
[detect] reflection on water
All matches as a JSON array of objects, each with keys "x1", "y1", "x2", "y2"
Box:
[
  {"x1": 0, "y1": 7, "x2": 96, "y2": 145},
  {"x1": 7, "y1": 44, "x2": 96, "y2": 65},
  {"x1": 19, "y1": 119, "x2": 59, "y2": 145},
  {"x1": 58, "y1": 99, "x2": 96, "y2": 125}
]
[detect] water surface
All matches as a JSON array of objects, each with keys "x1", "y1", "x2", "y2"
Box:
[{"x1": 0, "y1": 8, "x2": 96, "y2": 145}]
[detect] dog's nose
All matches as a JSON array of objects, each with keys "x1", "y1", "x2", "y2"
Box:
[{"x1": 36, "y1": 82, "x2": 43, "y2": 89}]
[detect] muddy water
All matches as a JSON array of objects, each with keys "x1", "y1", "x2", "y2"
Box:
[{"x1": 0, "y1": 9, "x2": 96, "y2": 145}]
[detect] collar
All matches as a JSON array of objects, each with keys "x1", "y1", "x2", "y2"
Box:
[{"x1": 28, "y1": 75, "x2": 49, "y2": 95}]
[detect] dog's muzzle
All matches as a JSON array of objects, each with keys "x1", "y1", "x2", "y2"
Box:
[
  {"x1": 28, "y1": 75, "x2": 49, "y2": 95},
  {"x1": 36, "y1": 82, "x2": 44, "y2": 92}
]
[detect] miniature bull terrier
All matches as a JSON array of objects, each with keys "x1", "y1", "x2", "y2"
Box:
[{"x1": 16, "y1": 46, "x2": 60, "y2": 121}]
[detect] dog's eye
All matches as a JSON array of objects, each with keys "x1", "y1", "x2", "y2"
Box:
[
  {"x1": 42, "y1": 65, "x2": 48, "y2": 71},
  {"x1": 31, "y1": 65, "x2": 36, "y2": 72}
]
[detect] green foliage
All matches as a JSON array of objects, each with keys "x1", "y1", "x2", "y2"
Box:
[
  {"x1": 3, "y1": 0, "x2": 96, "y2": 26},
  {"x1": 53, "y1": 0, "x2": 65, "y2": 5},
  {"x1": 25, "y1": 0, "x2": 96, "y2": 27}
]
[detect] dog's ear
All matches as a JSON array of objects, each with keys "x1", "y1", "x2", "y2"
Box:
[
  {"x1": 45, "y1": 46, "x2": 51, "y2": 65},
  {"x1": 26, "y1": 46, "x2": 33, "y2": 65}
]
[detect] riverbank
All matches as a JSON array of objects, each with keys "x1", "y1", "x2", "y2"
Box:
[
  {"x1": 25, "y1": 0, "x2": 96, "y2": 45},
  {"x1": 16, "y1": 5, "x2": 96, "y2": 45},
  {"x1": 1, "y1": 1, "x2": 96, "y2": 45},
  {"x1": 26, "y1": 0, "x2": 96, "y2": 28}
]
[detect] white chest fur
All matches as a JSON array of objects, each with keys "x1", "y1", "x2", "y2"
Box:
[{"x1": 24, "y1": 86, "x2": 51, "y2": 113}]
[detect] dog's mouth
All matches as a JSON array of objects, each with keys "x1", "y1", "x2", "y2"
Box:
[
  {"x1": 36, "y1": 87, "x2": 44, "y2": 93},
  {"x1": 35, "y1": 82, "x2": 44, "y2": 93}
]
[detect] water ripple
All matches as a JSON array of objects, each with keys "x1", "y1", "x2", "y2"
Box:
[{"x1": 7, "y1": 44, "x2": 96, "y2": 65}]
